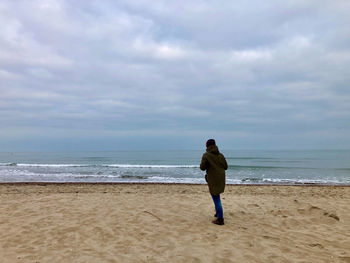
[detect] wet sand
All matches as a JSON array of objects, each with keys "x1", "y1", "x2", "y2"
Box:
[{"x1": 0, "y1": 183, "x2": 349, "y2": 263}]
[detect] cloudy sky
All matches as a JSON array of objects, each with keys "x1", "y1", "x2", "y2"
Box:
[{"x1": 0, "y1": 0, "x2": 349, "y2": 151}]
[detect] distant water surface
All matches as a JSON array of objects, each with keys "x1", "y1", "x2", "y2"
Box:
[{"x1": 0, "y1": 150, "x2": 349, "y2": 185}]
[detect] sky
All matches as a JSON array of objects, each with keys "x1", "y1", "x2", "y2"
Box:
[{"x1": 0, "y1": 0, "x2": 350, "y2": 151}]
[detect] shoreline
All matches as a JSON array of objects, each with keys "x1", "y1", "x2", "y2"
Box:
[{"x1": 1, "y1": 181, "x2": 349, "y2": 187}]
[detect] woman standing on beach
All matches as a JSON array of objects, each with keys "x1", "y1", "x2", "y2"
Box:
[{"x1": 200, "y1": 139, "x2": 228, "y2": 225}]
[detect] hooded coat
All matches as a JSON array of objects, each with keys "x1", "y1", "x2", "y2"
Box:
[{"x1": 200, "y1": 145, "x2": 228, "y2": 195}]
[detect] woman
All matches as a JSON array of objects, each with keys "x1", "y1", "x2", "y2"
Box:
[{"x1": 200, "y1": 139, "x2": 228, "y2": 225}]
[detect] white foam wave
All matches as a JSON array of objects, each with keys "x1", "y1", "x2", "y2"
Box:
[
  {"x1": 0, "y1": 168, "x2": 349, "y2": 185},
  {"x1": 107, "y1": 164, "x2": 199, "y2": 168},
  {"x1": 260, "y1": 178, "x2": 348, "y2": 184},
  {"x1": 147, "y1": 176, "x2": 205, "y2": 183},
  {"x1": 17, "y1": 164, "x2": 83, "y2": 167},
  {"x1": 0, "y1": 163, "x2": 199, "y2": 168}
]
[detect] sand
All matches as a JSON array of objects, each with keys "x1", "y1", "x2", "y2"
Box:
[{"x1": 0, "y1": 183, "x2": 349, "y2": 263}]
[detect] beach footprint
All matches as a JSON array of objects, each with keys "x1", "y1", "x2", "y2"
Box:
[{"x1": 297, "y1": 203, "x2": 340, "y2": 223}]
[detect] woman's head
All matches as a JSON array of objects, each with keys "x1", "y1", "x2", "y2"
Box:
[{"x1": 206, "y1": 139, "x2": 216, "y2": 147}]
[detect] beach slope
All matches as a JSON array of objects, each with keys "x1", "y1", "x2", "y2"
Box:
[{"x1": 0, "y1": 184, "x2": 349, "y2": 263}]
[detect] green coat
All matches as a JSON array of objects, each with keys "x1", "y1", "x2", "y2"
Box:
[{"x1": 200, "y1": 145, "x2": 228, "y2": 195}]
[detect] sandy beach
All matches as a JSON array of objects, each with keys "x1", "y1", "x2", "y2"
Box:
[{"x1": 0, "y1": 183, "x2": 349, "y2": 263}]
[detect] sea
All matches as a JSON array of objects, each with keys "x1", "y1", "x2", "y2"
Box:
[{"x1": 0, "y1": 150, "x2": 349, "y2": 185}]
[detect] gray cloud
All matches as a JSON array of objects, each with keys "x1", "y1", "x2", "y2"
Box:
[{"x1": 0, "y1": 0, "x2": 349, "y2": 150}]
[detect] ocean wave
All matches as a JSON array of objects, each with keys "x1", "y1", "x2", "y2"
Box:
[
  {"x1": 226, "y1": 157, "x2": 275, "y2": 160},
  {"x1": 0, "y1": 169, "x2": 348, "y2": 185},
  {"x1": 0, "y1": 163, "x2": 320, "y2": 170},
  {"x1": 120, "y1": 175, "x2": 148, "y2": 180},
  {"x1": 239, "y1": 177, "x2": 348, "y2": 185},
  {"x1": 228, "y1": 165, "x2": 316, "y2": 170},
  {"x1": 0, "y1": 163, "x2": 17, "y2": 166},
  {"x1": 0, "y1": 163, "x2": 199, "y2": 168},
  {"x1": 107, "y1": 164, "x2": 198, "y2": 168}
]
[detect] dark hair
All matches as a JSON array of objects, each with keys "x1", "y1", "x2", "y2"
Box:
[{"x1": 206, "y1": 139, "x2": 216, "y2": 147}]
